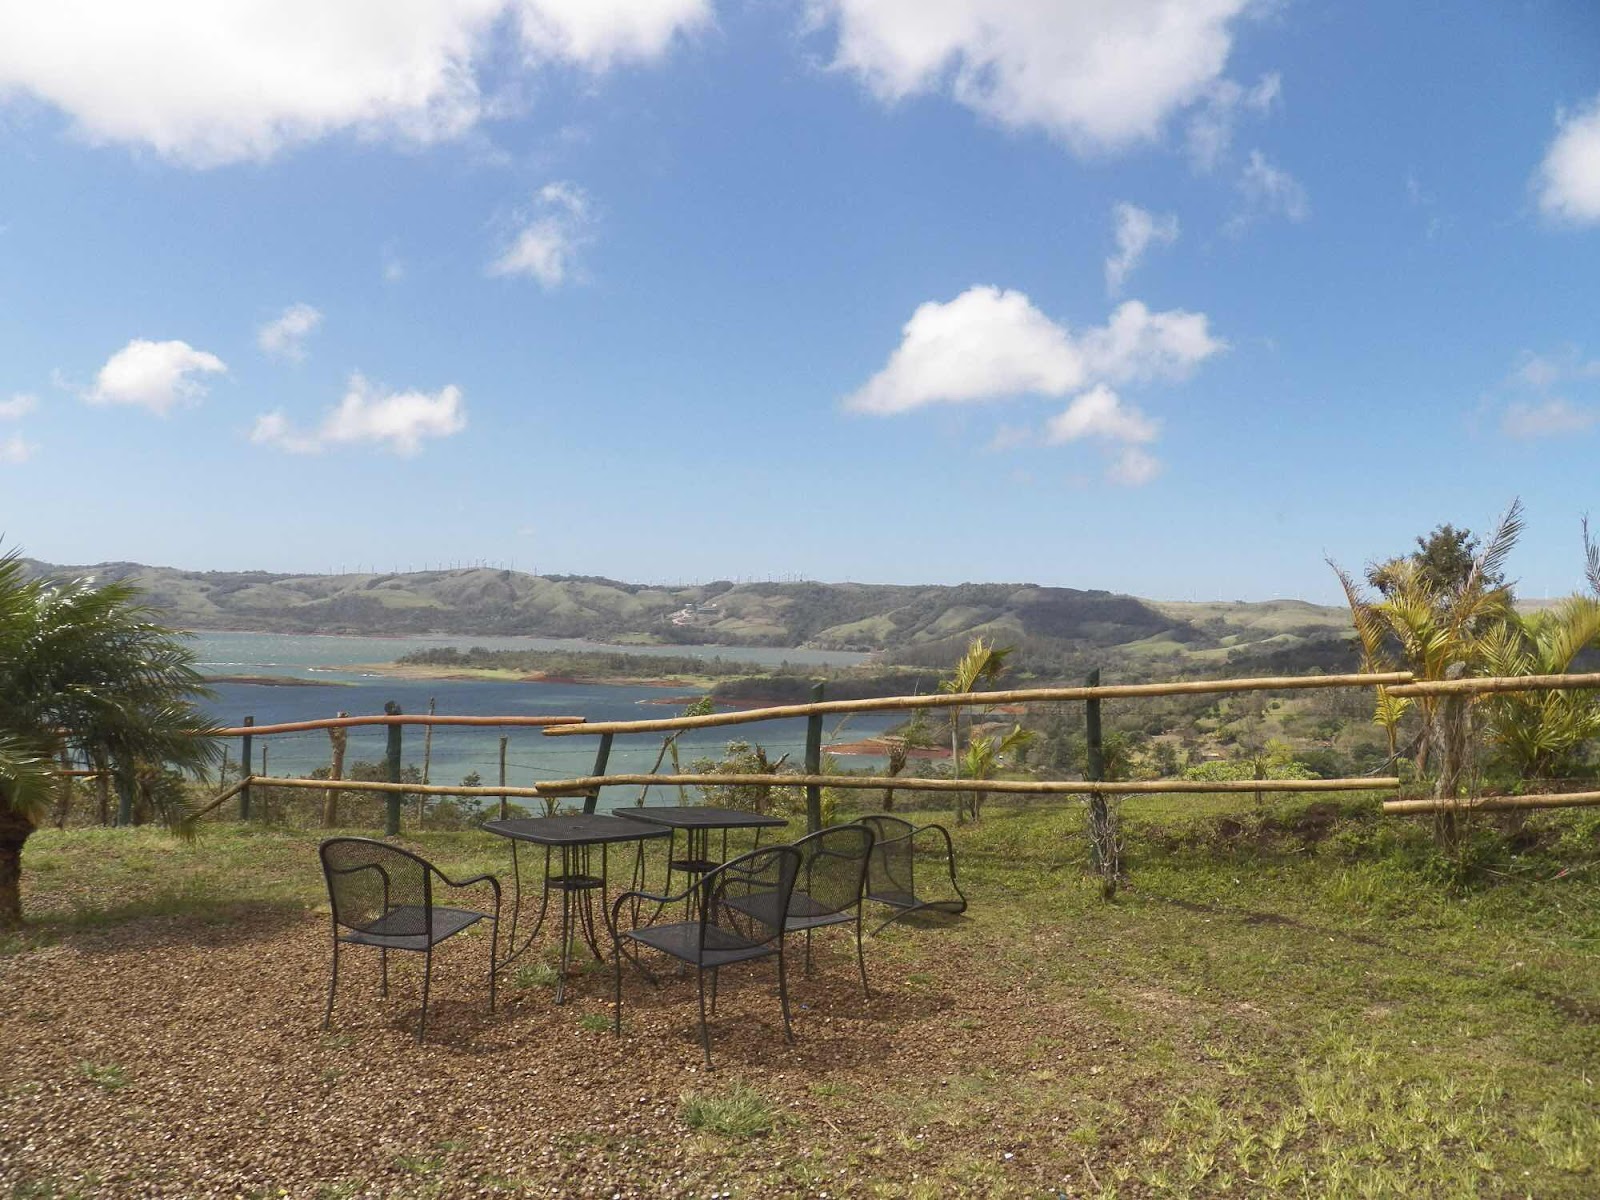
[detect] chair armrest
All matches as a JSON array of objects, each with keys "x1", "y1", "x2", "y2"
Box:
[
  {"x1": 433, "y1": 869, "x2": 502, "y2": 905},
  {"x1": 609, "y1": 885, "x2": 693, "y2": 931}
]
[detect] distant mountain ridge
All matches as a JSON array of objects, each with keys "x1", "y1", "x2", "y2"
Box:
[{"x1": 21, "y1": 560, "x2": 1356, "y2": 667}]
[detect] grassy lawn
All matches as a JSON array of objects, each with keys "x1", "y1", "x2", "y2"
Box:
[{"x1": 2, "y1": 798, "x2": 1598, "y2": 1197}]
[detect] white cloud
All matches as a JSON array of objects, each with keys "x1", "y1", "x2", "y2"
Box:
[
  {"x1": 815, "y1": 0, "x2": 1255, "y2": 154},
  {"x1": 1184, "y1": 72, "x2": 1278, "y2": 172},
  {"x1": 1535, "y1": 95, "x2": 1600, "y2": 226},
  {"x1": 489, "y1": 181, "x2": 594, "y2": 287},
  {"x1": 1080, "y1": 300, "x2": 1225, "y2": 383},
  {"x1": 1044, "y1": 385, "x2": 1158, "y2": 445},
  {"x1": 257, "y1": 303, "x2": 323, "y2": 361},
  {"x1": 1107, "y1": 445, "x2": 1161, "y2": 485},
  {"x1": 515, "y1": 0, "x2": 711, "y2": 68},
  {"x1": 0, "y1": 432, "x2": 36, "y2": 464},
  {"x1": 0, "y1": 1, "x2": 707, "y2": 167},
  {"x1": 87, "y1": 339, "x2": 226, "y2": 414},
  {"x1": 845, "y1": 287, "x2": 1223, "y2": 415},
  {"x1": 0, "y1": 393, "x2": 37, "y2": 420},
  {"x1": 252, "y1": 373, "x2": 466, "y2": 456},
  {"x1": 844, "y1": 286, "x2": 1086, "y2": 415},
  {"x1": 1502, "y1": 399, "x2": 1598, "y2": 439},
  {"x1": 1105, "y1": 202, "x2": 1179, "y2": 295},
  {"x1": 1515, "y1": 348, "x2": 1600, "y2": 390},
  {"x1": 1233, "y1": 149, "x2": 1308, "y2": 226}
]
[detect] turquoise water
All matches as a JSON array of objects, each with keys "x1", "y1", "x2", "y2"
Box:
[{"x1": 190, "y1": 632, "x2": 891, "y2": 809}]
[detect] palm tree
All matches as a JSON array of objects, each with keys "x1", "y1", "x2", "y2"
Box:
[
  {"x1": 1330, "y1": 500, "x2": 1523, "y2": 835},
  {"x1": 939, "y1": 637, "x2": 1014, "y2": 822},
  {"x1": 0, "y1": 551, "x2": 219, "y2": 927}
]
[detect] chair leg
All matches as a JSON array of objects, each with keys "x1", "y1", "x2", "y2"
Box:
[
  {"x1": 776, "y1": 944, "x2": 794, "y2": 1043},
  {"x1": 418, "y1": 945, "x2": 432, "y2": 1043},
  {"x1": 324, "y1": 935, "x2": 340, "y2": 1029},
  {"x1": 696, "y1": 969, "x2": 713, "y2": 1069},
  {"x1": 855, "y1": 907, "x2": 871, "y2": 998},
  {"x1": 488, "y1": 920, "x2": 499, "y2": 1015},
  {"x1": 380, "y1": 947, "x2": 389, "y2": 998},
  {"x1": 612, "y1": 934, "x2": 624, "y2": 1035},
  {"x1": 804, "y1": 926, "x2": 813, "y2": 976},
  {"x1": 709, "y1": 967, "x2": 720, "y2": 1015}
]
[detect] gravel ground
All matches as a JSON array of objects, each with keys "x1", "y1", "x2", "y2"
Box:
[{"x1": 0, "y1": 907, "x2": 1134, "y2": 1198}]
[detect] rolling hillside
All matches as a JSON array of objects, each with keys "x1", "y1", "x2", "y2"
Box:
[{"x1": 22, "y1": 559, "x2": 1358, "y2": 669}]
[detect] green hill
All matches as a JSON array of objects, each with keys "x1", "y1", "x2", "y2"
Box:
[{"x1": 22, "y1": 559, "x2": 1356, "y2": 671}]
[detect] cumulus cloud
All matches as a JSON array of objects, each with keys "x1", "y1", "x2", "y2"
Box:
[
  {"x1": 844, "y1": 287, "x2": 1223, "y2": 415},
  {"x1": 1044, "y1": 384, "x2": 1158, "y2": 445},
  {"x1": 0, "y1": 1, "x2": 707, "y2": 166},
  {"x1": 515, "y1": 0, "x2": 711, "y2": 68},
  {"x1": 252, "y1": 373, "x2": 466, "y2": 456},
  {"x1": 489, "y1": 181, "x2": 593, "y2": 287},
  {"x1": 814, "y1": 0, "x2": 1255, "y2": 154},
  {"x1": 87, "y1": 339, "x2": 226, "y2": 414},
  {"x1": 257, "y1": 303, "x2": 323, "y2": 361},
  {"x1": 0, "y1": 393, "x2": 37, "y2": 420},
  {"x1": 1535, "y1": 95, "x2": 1600, "y2": 226},
  {"x1": 1105, "y1": 203, "x2": 1179, "y2": 295},
  {"x1": 1231, "y1": 149, "x2": 1309, "y2": 229},
  {"x1": 0, "y1": 432, "x2": 36, "y2": 464},
  {"x1": 1502, "y1": 399, "x2": 1598, "y2": 439},
  {"x1": 1184, "y1": 72, "x2": 1279, "y2": 172}
]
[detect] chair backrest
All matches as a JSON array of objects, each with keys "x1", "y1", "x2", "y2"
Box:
[
  {"x1": 701, "y1": 844, "x2": 801, "y2": 950},
  {"x1": 320, "y1": 837, "x2": 433, "y2": 937},
  {"x1": 790, "y1": 824, "x2": 873, "y2": 917},
  {"x1": 857, "y1": 814, "x2": 917, "y2": 899}
]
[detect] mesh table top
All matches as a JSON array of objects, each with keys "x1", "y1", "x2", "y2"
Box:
[
  {"x1": 481, "y1": 814, "x2": 671, "y2": 846},
  {"x1": 614, "y1": 805, "x2": 791, "y2": 831}
]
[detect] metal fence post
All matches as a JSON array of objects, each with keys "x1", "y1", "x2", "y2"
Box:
[
  {"x1": 384, "y1": 701, "x2": 403, "y2": 837},
  {"x1": 239, "y1": 715, "x2": 254, "y2": 821},
  {"x1": 584, "y1": 732, "x2": 614, "y2": 815},
  {"x1": 804, "y1": 682, "x2": 825, "y2": 833}
]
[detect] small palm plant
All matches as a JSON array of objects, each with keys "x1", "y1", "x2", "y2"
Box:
[
  {"x1": 939, "y1": 637, "x2": 1014, "y2": 821},
  {"x1": 0, "y1": 551, "x2": 219, "y2": 926},
  {"x1": 1479, "y1": 595, "x2": 1600, "y2": 782},
  {"x1": 959, "y1": 723, "x2": 1035, "y2": 822}
]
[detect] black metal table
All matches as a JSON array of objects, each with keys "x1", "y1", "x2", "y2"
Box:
[
  {"x1": 482, "y1": 814, "x2": 669, "y2": 1004},
  {"x1": 615, "y1": 806, "x2": 790, "y2": 911}
]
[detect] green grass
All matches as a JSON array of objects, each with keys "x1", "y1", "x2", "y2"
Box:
[
  {"x1": 679, "y1": 1083, "x2": 779, "y2": 1138},
  {"x1": 75, "y1": 1063, "x2": 128, "y2": 1092}
]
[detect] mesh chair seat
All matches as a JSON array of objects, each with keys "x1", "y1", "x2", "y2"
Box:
[
  {"x1": 725, "y1": 889, "x2": 855, "y2": 931},
  {"x1": 339, "y1": 904, "x2": 487, "y2": 951},
  {"x1": 622, "y1": 920, "x2": 780, "y2": 967}
]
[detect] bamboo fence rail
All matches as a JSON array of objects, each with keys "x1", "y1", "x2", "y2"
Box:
[
  {"x1": 484, "y1": 772, "x2": 1400, "y2": 798},
  {"x1": 1383, "y1": 791, "x2": 1600, "y2": 815},
  {"x1": 540, "y1": 672, "x2": 1417, "y2": 738},
  {"x1": 1383, "y1": 673, "x2": 1600, "y2": 697},
  {"x1": 211, "y1": 713, "x2": 586, "y2": 737},
  {"x1": 234, "y1": 776, "x2": 549, "y2": 800}
]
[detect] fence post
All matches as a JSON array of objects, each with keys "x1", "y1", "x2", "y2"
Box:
[
  {"x1": 418, "y1": 696, "x2": 436, "y2": 828},
  {"x1": 498, "y1": 735, "x2": 508, "y2": 821},
  {"x1": 804, "y1": 682, "x2": 825, "y2": 834},
  {"x1": 584, "y1": 732, "x2": 614, "y2": 815},
  {"x1": 384, "y1": 701, "x2": 403, "y2": 837},
  {"x1": 1084, "y1": 669, "x2": 1119, "y2": 899},
  {"x1": 239, "y1": 716, "x2": 254, "y2": 821}
]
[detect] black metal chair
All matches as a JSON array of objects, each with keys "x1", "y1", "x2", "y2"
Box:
[
  {"x1": 854, "y1": 814, "x2": 967, "y2": 934},
  {"x1": 318, "y1": 837, "x2": 501, "y2": 1041},
  {"x1": 727, "y1": 824, "x2": 874, "y2": 996},
  {"x1": 610, "y1": 844, "x2": 801, "y2": 1067}
]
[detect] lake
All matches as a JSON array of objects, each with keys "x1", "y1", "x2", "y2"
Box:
[{"x1": 190, "y1": 631, "x2": 894, "y2": 810}]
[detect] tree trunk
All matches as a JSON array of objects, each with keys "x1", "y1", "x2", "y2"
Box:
[{"x1": 0, "y1": 803, "x2": 35, "y2": 929}]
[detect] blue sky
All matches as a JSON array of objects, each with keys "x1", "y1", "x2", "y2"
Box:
[{"x1": 1, "y1": 0, "x2": 1598, "y2": 603}]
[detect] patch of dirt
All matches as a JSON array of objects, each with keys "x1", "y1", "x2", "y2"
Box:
[{"x1": 0, "y1": 907, "x2": 1158, "y2": 1198}]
